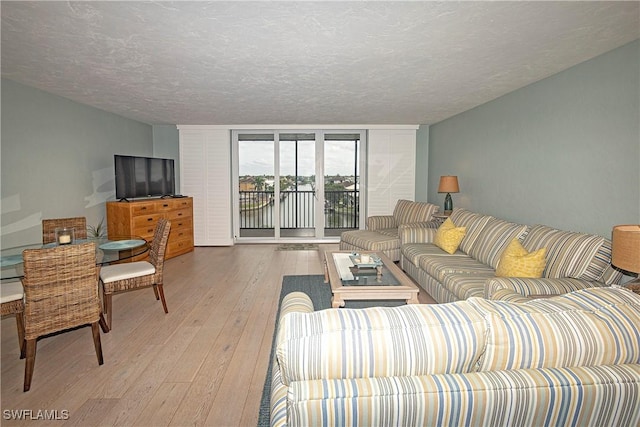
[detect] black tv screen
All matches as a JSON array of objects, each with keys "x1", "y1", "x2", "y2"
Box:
[{"x1": 115, "y1": 155, "x2": 175, "y2": 200}]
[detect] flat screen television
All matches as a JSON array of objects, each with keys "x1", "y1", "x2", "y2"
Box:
[{"x1": 114, "y1": 155, "x2": 175, "y2": 200}]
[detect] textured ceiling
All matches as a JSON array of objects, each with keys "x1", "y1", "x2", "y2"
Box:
[{"x1": 2, "y1": 1, "x2": 639, "y2": 126}]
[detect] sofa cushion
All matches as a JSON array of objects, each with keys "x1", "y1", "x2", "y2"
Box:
[
  {"x1": 393, "y1": 199, "x2": 439, "y2": 226},
  {"x1": 433, "y1": 218, "x2": 466, "y2": 254},
  {"x1": 448, "y1": 208, "x2": 493, "y2": 255},
  {"x1": 276, "y1": 303, "x2": 487, "y2": 386},
  {"x1": 495, "y1": 239, "x2": 546, "y2": 278},
  {"x1": 401, "y1": 243, "x2": 456, "y2": 266},
  {"x1": 522, "y1": 225, "x2": 605, "y2": 279},
  {"x1": 420, "y1": 254, "x2": 493, "y2": 283},
  {"x1": 440, "y1": 271, "x2": 496, "y2": 301},
  {"x1": 340, "y1": 230, "x2": 398, "y2": 252},
  {"x1": 600, "y1": 264, "x2": 625, "y2": 286},
  {"x1": 584, "y1": 239, "x2": 623, "y2": 284},
  {"x1": 376, "y1": 228, "x2": 400, "y2": 238},
  {"x1": 466, "y1": 218, "x2": 529, "y2": 268},
  {"x1": 469, "y1": 287, "x2": 640, "y2": 372}
]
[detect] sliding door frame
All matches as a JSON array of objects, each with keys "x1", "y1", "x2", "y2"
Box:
[{"x1": 232, "y1": 129, "x2": 367, "y2": 244}]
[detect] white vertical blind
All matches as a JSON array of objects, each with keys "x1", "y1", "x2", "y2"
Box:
[
  {"x1": 178, "y1": 126, "x2": 233, "y2": 246},
  {"x1": 367, "y1": 129, "x2": 417, "y2": 217}
]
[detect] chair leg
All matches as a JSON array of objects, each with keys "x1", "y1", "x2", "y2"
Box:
[
  {"x1": 152, "y1": 284, "x2": 160, "y2": 300},
  {"x1": 16, "y1": 312, "x2": 25, "y2": 359},
  {"x1": 156, "y1": 284, "x2": 169, "y2": 314},
  {"x1": 103, "y1": 292, "x2": 113, "y2": 331},
  {"x1": 23, "y1": 339, "x2": 37, "y2": 392},
  {"x1": 99, "y1": 313, "x2": 110, "y2": 333},
  {"x1": 91, "y1": 322, "x2": 104, "y2": 365}
]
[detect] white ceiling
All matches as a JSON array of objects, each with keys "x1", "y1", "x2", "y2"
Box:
[{"x1": 2, "y1": 1, "x2": 638, "y2": 126}]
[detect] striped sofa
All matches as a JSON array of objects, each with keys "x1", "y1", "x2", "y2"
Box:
[
  {"x1": 270, "y1": 286, "x2": 640, "y2": 427},
  {"x1": 340, "y1": 199, "x2": 440, "y2": 262},
  {"x1": 400, "y1": 208, "x2": 624, "y2": 303}
]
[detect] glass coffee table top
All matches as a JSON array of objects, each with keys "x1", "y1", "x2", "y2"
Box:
[
  {"x1": 324, "y1": 250, "x2": 419, "y2": 308},
  {"x1": 331, "y1": 252, "x2": 403, "y2": 286}
]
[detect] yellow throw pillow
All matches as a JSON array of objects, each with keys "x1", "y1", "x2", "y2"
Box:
[
  {"x1": 434, "y1": 218, "x2": 467, "y2": 254},
  {"x1": 496, "y1": 238, "x2": 546, "y2": 278}
]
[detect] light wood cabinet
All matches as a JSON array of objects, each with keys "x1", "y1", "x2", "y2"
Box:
[{"x1": 106, "y1": 197, "x2": 194, "y2": 259}]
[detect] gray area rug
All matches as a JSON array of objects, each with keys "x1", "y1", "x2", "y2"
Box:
[
  {"x1": 275, "y1": 243, "x2": 319, "y2": 251},
  {"x1": 257, "y1": 274, "x2": 405, "y2": 426}
]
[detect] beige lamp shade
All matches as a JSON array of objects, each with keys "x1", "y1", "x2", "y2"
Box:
[
  {"x1": 438, "y1": 176, "x2": 459, "y2": 193},
  {"x1": 612, "y1": 225, "x2": 640, "y2": 274}
]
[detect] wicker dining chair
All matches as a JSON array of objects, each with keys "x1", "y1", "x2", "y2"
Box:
[
  {"x1": 21, "y1": 242, "x2": 106, "y2": 392},
  {"x1": 42, "y1": 217, "x2": 87, "y2": 244},
  {"x1": 99, "y1": 218, "x2": 171, "y2": 331},
  {"x1": 1, "y1": 280, "x2": 25, "y2": 359}
]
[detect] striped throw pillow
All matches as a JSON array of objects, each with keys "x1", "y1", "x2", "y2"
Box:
[
  {"x1": 466, "y1": 218, "x2": 529, "y2": 268},
  {"x1": 449, "y1": 209, "x2": 493, "y2": 255},
  {"x1": 393, "y1": 200, "x2": 439, "y2": 226},
  {"x1": 522, "y1": 225, "x2": 604, "y2": 279}
]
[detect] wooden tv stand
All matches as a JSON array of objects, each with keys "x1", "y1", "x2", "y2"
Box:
[{"x1": 106, "y1": 197, "x2": 194, "y2": 260}]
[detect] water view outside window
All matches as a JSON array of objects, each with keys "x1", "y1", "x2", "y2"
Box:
[
  {"x1": 238, "y1": 133, "x2": 360, "y2": 238},
  {"x1": 323, "y1": 138, "x2": 360, "y2": 235}
]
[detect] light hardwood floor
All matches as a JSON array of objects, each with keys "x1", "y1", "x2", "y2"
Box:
[{"x1": 1, "y1": 244, "x2": 434, "y2": 426}]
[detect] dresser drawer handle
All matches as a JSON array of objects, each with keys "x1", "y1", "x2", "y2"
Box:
[
  {"x1": 163, "y1": 204, "x2": 169, "y2": 208},
  {"x1": 147, "y1": 218, "x2": 153, "y2": 222}
]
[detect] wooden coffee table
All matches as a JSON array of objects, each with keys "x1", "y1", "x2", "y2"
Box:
[{"x1": 324, "y1": 250, "x2": 419, "y2": 308}]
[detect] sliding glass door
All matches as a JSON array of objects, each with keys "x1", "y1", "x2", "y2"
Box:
[
  {"x1": 236, "y1": 134, "x2": 275, "y2": 238},
  {"x1": 323, "y1": 133, "x2": 362, "y2": 237},
  {"x1": 279, "y1": 133, "x2": 316, "y2": 237},
  {"x1": 233, "y1": 130, "x2": 365, "y2": 242}
]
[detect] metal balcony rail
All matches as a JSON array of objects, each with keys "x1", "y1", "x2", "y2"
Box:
[
  {"x1": 324, "y1": 190, "x2": 359, "y2": 229},
  {"x1": 239, "y1": 190, "x2": 359, "y2": 230}
]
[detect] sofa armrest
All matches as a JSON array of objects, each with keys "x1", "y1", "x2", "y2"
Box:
[
  {"x1": 279, "y1": 291, "x2": 315, "y2": 319},
  {"x1": 484, "y1": 277, "x2": 608, "y2": 300},
  {"x1": 399, "y1": 223, "x2": 438, "y2": 244},
  {"x1": 366, "y1": 215, "x2": 397, "y2": 230},
  {"x1": 406, "y1": 220, "x2": 441, "y2": 229},
  {"x1": 271, "y1": 292, "x2": 315, "y2": 427}
]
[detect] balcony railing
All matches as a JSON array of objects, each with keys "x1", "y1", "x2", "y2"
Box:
[
  {"x1": 324, "y1": 190, "x2": 359, "y2": 229},
  {"x1": 239, "y1": 190, "x2": 359, "y2": 230}
]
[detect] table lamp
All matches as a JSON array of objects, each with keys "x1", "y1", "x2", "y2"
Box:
[
  {"x1": 612, "y1": 224, "x2": 640, "y2": 288},
  {"x1": 438, "y1": 176, "x2": 459, "y2": 214}
]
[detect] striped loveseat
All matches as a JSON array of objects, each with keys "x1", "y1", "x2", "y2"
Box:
[
  {"x1": 400, "y1": 208, "x2": 624, "y2": 303},
  {"x1": 340, "y1": 199, "x2": 440, "y2": 262},
  {"x1": 270, "y1": 286, "x2": 640, "y2": 426}
]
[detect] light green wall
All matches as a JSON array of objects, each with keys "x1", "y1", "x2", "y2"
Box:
[
  {"x1": 152, "y1": 124, "x2": 181, "y2": 192},
  {"x1": 1, "y1": 79, "x2": 153, "y2": 247},
  {"x1": 415, "y1": 125, "x2": 429, "y2": 202},
  {"x1": 426, "y1": 40, "x2": 640, "y2": 238}
]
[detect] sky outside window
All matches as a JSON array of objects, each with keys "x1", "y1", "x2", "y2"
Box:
[{"x1": 239, "y1": 139, "x2": 358, "y2": 176}]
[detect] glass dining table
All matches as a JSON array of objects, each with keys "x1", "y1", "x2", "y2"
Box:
[{"x1": 0, "y1": 236, "x2": 150, "y2": 280}]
